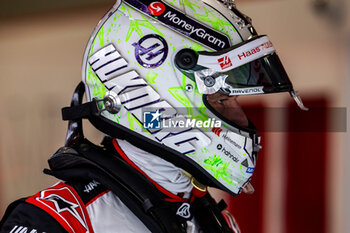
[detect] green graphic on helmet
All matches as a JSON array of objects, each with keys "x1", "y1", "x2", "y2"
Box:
[{"x1": 204, "y1": 154, "x2": 233, "y2": 185}]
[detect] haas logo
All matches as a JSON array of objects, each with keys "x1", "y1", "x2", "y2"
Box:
[
  {"x1": 218, "y1": 56, "x2": 232, "y2": 70},
  {"x1": 132, "y1": 34, "x2": 168, "y2": 68}
]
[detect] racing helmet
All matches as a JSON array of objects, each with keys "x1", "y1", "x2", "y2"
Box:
[{"x1": 66, "y1": 0, "x2": 307, "y2": 196}]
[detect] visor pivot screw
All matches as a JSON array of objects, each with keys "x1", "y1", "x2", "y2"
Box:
[
  {"x1": 185, "y1": 84, "x2": 193, "y2": 92},
  {"x1": 204, "y1": 76, "x2": 215, "y2": 87},
  {"x1": 103, "y1": 91, "x2": 121, "y2": 114}
]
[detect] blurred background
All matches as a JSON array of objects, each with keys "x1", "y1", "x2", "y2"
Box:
[{"x1": 0, "y1": 0, "x2": 349, "y2": 232}]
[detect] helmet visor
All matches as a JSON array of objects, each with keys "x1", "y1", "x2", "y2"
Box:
[
  {"x1": 193, "y1": 35, "x2": 294, "y2": 96},
  {"x1": 221, "y1": 52, "x2": 293, "y2": 95}
]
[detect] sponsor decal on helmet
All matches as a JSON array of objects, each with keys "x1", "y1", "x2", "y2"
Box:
[
  {"x1": 246, "y1": 167, "x2": 254, "y2": 173},
  {"x1": 230, "y1": 87, "x2": 264, "y2": 95},
  {"x1": 88, "y1": 44, "x2": 211, "y2": 154},
  {"x1": 197, "y1": 36, "x2": 275, "y2": 74},
  {"x1": 132, "y1": 34, "x2": 168, "y2": 68},
  {"x1": 217, "y1": 144, "x2": 223, "y2": 150},
  {"x1": 148, "y1": 2, "x2": 165, "y2": 16},
  {"x1": 212, "y1": 127, "x2": 223, "y2": 136},
  {"x1": 216, "y1": 144, "x2": 239, "y2": 162},
  {"x1": 163, "y1": 11, "x2": 227, "y2": 49},
  {"x1": 218, "y1": 56, "x2": 232, "y2": 70},
  {"x1": 123, "y1": 0, "x2": 231, "y2": 50},
  {"x1": 237, "y1": 41, "x2": 273, "y2": 60},
  {"x1": 223, "y1": 133, "x2": 242, "y2": 150}
]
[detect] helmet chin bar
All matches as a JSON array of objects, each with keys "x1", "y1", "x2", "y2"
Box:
[{"x1": 290, "y1": 90, "x2": 309, "y2": 111}]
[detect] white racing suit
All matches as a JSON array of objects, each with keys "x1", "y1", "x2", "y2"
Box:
[{"x1": 0, "y1": 138, "x2": 240, "y2": 233}]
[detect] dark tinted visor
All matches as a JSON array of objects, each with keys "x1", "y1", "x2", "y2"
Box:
[{"x1": 222, "y1": 53, "x2": 293, "y2": 95}]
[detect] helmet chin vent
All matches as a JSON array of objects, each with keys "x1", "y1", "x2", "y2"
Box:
[{"x1": 175, "y1": 49, "x2": 198, "y2": 70}]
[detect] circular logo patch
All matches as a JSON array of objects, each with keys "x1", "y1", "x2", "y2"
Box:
[
  {"x1": 148, "y1": 2, "x2": 166, "y2": 16},
  {"x1": 217, "y1": 144, "x2": 223, "y2": 150},
  {"x1": 132, "y1": 34, "x2": 168, "y2": 68}
]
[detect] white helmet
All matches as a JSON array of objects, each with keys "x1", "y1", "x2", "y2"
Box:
[{"x1": 74, "y1": 0, "x2": 307, "y2": 196}]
